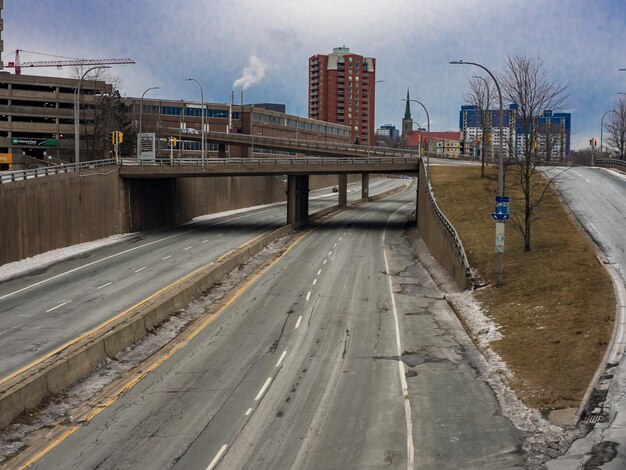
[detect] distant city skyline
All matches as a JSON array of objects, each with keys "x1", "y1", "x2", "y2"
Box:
[{"x1": 3, "y1": 0, "x2": 625, "y2": 149}]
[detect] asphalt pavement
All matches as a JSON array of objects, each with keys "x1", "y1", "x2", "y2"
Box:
[
  {"x1": 0, "y1": 178, "x2": 400, "y2": 381},
  {"x1": 544, "y1": 166, "x2": 626, "y2": 469},
  {"x1": 27, "y1": 183, "x2": 524, "y2": 469}
]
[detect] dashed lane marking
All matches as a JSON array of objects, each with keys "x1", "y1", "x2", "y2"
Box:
[
  {"x1": 312, "y1": 279, "x2": 317, "y2": 285},
  {"x1": 46, "y1": 300, "x2": 72, "y2": 313},
  {"x1": 97, "y1": 282, "x2": 112, "y2": 290},
  {"x1": 276, "y1": 350, "x2": 287, "y2": 367},
  {"x1": 134, "y1": 267, "x2": 146, "y2": 273},
  {"x1": 255, "y1": 377, "x2": 273, "y2": 401},
  {"x1": 162, "y1": 255, "x2": 172, "y2": 260},
  {"x1": 184, "y1": 246, "x2": 193, "y2": 251},
  {"x1": 206, "y1": 444, "x2": 228, "y2": 470},
  {"x1": 306, "y1": 291, "x2": 311, "y2": 302},
  {"x1": 295, "y1": 315, "x2": 303, "y2": 329}
]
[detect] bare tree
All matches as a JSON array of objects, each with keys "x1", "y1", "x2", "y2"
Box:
[
  {"x1": 71, "y1": 67, "x2": 125, "y2": 160},
  {"x1": 499, "y1": 55, "x2": 568, "y2": 252},
  {"x1": 607, "y1": 96, "x2": 626, "y2": 159},
  {"x1": 464, "y1": 76, "x2": 497, "y2": 177}
]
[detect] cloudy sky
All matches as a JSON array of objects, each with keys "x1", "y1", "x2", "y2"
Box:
[{"x1": 4, "y1": 0, "x2": 625, "y2": 148}]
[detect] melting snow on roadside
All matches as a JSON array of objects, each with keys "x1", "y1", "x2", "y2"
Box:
[
  {"x1": 0, "y1": 236, "x2": 290, "y2": 464},
  {"x1": 0, "y1": 233, "x2": 138, "y2": 283},
  {"x1": 446, "y1": 289, "x2": 588, "y2": 468}
]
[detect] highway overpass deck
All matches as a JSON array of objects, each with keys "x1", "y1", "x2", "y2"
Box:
[{"x1": 118, "y1": 156, "x2": 420, "y2": 178}]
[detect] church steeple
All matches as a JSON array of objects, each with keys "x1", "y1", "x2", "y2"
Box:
[
  {"x1": 404, "y1": 88, "x2": 412, "y2": 120},
  {"x1": 402, "y1": 87, "x2": 413, "y2": 136}
]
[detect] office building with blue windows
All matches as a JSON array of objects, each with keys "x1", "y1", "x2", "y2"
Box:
[{"x1": 459, "y1": 104, "x2": 571, "y2": 161}]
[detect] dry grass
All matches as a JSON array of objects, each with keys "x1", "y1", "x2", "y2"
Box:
[{"x1": 430, "y1": 165, "x2": 615, "y2": 412}]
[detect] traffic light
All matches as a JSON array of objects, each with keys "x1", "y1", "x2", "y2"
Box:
[
  {"x1": 111, "y1": 132, "x2": 116, "y2": 144},
  {"x1": 118, "y1": 132, "x2": 123, "y2": 143}
]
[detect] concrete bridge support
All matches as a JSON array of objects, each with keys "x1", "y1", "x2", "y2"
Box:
[
  {"x1": 218, "y1": 144, "x2": 227, "y2": 159},
  {"x1": 287, "y1": 175, "x2": 309, "y2": 228},
  {"x1": 338, "y1": 174, "x2": 348, "y2": 207},
  {"x1": 361, "y1": 173, "x2": 369, "y2": 200}
]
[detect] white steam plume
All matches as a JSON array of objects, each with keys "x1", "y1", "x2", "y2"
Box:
[{"x1": 233, "y1": 55, "x2": 267, "y2": 90}]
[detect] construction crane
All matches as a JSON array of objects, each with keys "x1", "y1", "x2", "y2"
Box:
[{"x1": 5, "y1": 49, "x2": 135, "y2": 75}]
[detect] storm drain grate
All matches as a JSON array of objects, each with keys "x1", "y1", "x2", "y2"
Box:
[{"x1": 584, "y1": 414, "x2": 607, "y2": 424}]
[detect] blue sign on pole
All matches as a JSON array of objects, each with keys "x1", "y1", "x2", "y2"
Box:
[{"x1": 492, "y1": 196, "x2": 510, "y2": 220}]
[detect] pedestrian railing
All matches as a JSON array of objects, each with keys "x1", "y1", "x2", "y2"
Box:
[
  {"x1": 596, "y1": 158, "x2": 626, "y2": 169},
  {"x1": 119, "y1": 156, "x2": 420, "y2": 167},
  {"x1": 0, "y1": 159, "x2": 117, "y2": 184}
]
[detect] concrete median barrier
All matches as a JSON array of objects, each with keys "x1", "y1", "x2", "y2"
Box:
[{"x1": 0, "y1": 181, "x2": 407, "y2": 429}]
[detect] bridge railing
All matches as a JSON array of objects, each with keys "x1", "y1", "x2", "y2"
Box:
[
  {"x1": 205, "y1": 131, "x2": 421, "y2": 159},
  {"x1": 596, "y1": 158, "x2": 626, "y2": 169},
  {"x1": 119, "y1": 156, "x2": 420, "y2": 167},
  {"x1": 0, "y1": 159, "x2": 117, "y2": 184}
]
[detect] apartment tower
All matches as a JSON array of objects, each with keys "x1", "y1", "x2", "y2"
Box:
[{"x1": 309, "y1": 46, "x2": 376, "y2": 145}]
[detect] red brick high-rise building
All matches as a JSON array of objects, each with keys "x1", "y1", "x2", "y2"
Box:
[{"x1": 309, "y1": 47, "x2": 376, "y2": 145}]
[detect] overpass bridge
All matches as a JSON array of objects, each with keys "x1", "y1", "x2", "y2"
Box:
[{"x1": 121, "y1": 131, "x2": 421, "y2": 227}]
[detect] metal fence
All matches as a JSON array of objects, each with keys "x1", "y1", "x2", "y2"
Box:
[
  {"x1": 596, "y1": 158, "x2": 626, "y2": 169},
  {"x1": 119, "y1": 156, "x2": 420, "y2": 167},
  {"x1": 0, "y1": 159, "x2": 117, "y2": 184}
]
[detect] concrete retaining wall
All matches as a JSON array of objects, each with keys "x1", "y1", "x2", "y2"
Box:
[
  {"x1": 0, "y1": 176, "x2": 400, "y2": 429},
  {"x1": 0, "y1": 224, "x2": 294, "y2": 429},
  {"x1": 417, "y1": 162, "x2": 471, "y2": 290},
  {"x1": 0, "y1": 170, "x2": 358, "y2": 265}
]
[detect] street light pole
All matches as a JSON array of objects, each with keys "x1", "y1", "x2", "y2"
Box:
[
  {"x1": 186, "y1": 78, "x2": 205, "y2": 168},
  {"x1": 601, "y1": 109, "x2": 616, "y2": 158},
  {"x1": 450, "y1": 59, "x2": 505, "y2": 285},
  {"x1": 138, "y1": 86, "x2": 160, "y2": 158},
  {"x1": 403, "y1": 98, "x2": 430, "y2": 172},
  {"x1": 74, "y1": 65, "x2": 110, "y2": 168}
]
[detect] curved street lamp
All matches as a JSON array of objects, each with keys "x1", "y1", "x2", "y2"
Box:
[
  {"x1": 186, "y1": 78, "x2": 205, "y2": 168},
  {"x1": 450, "y1": 59, "x2": 505, "y2": 286},
  {"x1": 601, "y1": 109, "x2": 616, "y2": 157},
  {"x1": 74, "y1": 65, "x2": 111, "y2": 167},
  {"x1": 138, "y1": 86, "x2": 160, "y2": 158}
]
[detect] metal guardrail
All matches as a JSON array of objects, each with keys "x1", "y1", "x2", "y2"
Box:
[
  {"x1": 596, "y1": 158, "x2": 626, "y2": 169},
  {"x1": 120, "y1": 156, "x2": 420, "y2": 167},
  {"x1": 0, "y1": 159, "x2": 117, "y2": 184},
  {"x1": 422, "y1": 160, "x2": 471, "y2": 282},
  {"x1": 205, "y1": 130, "x2": 422, "y2": 159}
]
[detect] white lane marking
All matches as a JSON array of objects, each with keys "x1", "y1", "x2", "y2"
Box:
[
  {"x1": 306, "y1": 292, "x2": 311, "y2": 302},
  {"x1": 217, "y1": 234, "x2": 223, "y2": 237},
  {"x1": 161, "y1": 255, "x2": 172, "y2": 260},
  {"x1": 328, "y1": 251, "x2": 332, "y2": 256},
  {"x1": 245, "y1": 408, "x2": 253, "y2": 416},
  {"x1": 276, "y1": 350, "x2": 287, "y2": 367},
  {"x1": 382, "y1": 203, "x2": 415, "y2": 470},
  {"x1": 0, "y1": 231, "x2": 185, "y2": 302},
  {"x1": 333, "y1": 242, "x2": 337, "y2": 247},
  {"x1": 46, "y1": 300, "x2": 72, "y2": 313},
  {"x1": 317, "y1": 269, "x2": 322, "y2": 275},
  {"x1": 295, "y1": 315, "x2": 303, "y2": 329},
  {"x1": 323, "y1": 259, "x2": 327, "y2": 265},
  {"x1": 97, "y1": 282, "x2": 112, "y2": 290},
  {"x1": 134, "y1": 267, "x2": 146, "y2": 273},
  {"x1": 312, "y1": 279, "x2": 317, "y2": 285},
  {"x1": 184, "y1": 246, "x2": 193, "y2": 251},
  {"x1": 255, "y1": 377, "x2": 273, "y2": 401},
  {"x1": 202, "y1": 239, "x2": 209, "y2": 244},
  {"x1": 206, "y1": 444, "x2": 228, "y2": 470}
]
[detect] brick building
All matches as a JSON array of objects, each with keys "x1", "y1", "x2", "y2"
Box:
[{"x1": 308, "y1": 46, "x2": 376, "y2": 145}]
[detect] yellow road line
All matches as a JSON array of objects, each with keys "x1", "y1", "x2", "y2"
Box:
[
  {"x1": 0, "y1": 231, "x2": 274, "y2": 388},
  {"x1": 10, "y1": 230, "x2": 308, "y2": 469}
]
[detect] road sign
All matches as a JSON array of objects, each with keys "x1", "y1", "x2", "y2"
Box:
[
  {"x1": 493, "y1": 196, "x2": 510, "y2": 220},
  {"x1": 495, "y1": 222, "x2": 505, "y2": 253}
]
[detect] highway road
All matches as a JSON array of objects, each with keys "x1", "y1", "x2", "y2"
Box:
[
  {"x1": 0, "y1": 178, "x2": 401, "y2": 382},
  {"x1": 544, "y1": 167, "x2": 626, "y2": 469},
  {"x1": 26, "y1": 184, "x2": 523, "y2": 469}
]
